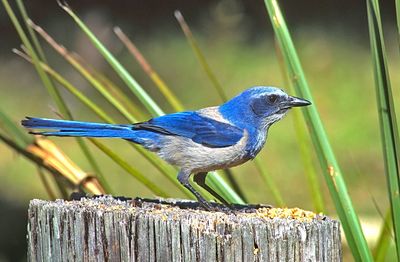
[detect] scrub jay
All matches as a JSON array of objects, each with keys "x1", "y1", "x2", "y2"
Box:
[{"x1": 22, "y1": 86, "x2": 310, "y2": 208}]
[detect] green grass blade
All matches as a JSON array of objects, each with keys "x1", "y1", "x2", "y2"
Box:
[
  {"x1": 53, "y1": 73, "x2": 115, "y2": 123},
  {"x1": 29, "y1": 22, "x2": 138, "y2": 123},
  {"x1": 206, "y1": 172, "x2": 244, "y2": 204},
  {"x1": 263, "y1": 0, "x2": 372, "y2": 260},
  {"x1": 0, "y1": 108, "x2": 32, "y2": 147},
  {"x1": 291, "y1": 108, "x2": 325, "y2": 212},
  {"x1": 114, "y1": 26, "x2": 185, "y2": 112},
  {"x1": 88, "y1": 138, "x2": 169, "y2": 198},
  {"x1": 14, "y1": 49, "x2": 115, "y2": 124},
  {"x1": 78, "y1": 59, "x2": 147, "y2": 120},
  {"x1": 374, "y1": 209, "x2": 395, "y2": 261},
  {"x1": 58, "y1": 1, "x2": 163, "y2": 117},
  {"x1": 2, "y1": 0, "x2": 68, "y2": 116},
  {"x1": 3, "y1": 0, "x2": 107, "y2": 191},
  {"x1": 221, "y1": 169, "x2": 248, "y2": 203},
  {"x1": 367, "y1": 0, "x2": 400, "y2": 257},
  {"x1": 275, "y1": 41, "x2": 324, "y2": 212},
  {"x1": 174, "y1": 10, "x2": 227, "y2": 102},
  {"x1": 15, "y1": 0, "x2": 47, "y2": 63},
  {"x1": 70, "y1": 52, "x2": 147, "y2": 119}
]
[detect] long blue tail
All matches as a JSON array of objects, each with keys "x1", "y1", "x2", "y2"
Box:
[{"x1": 21, "y1": 117, "x2": 135, "y2": 139}]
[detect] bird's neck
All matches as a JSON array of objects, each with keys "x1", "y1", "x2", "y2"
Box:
[
  {"x1": 219, "y1": 102, "x2": 270, "y2": 159},
  {"x1": 219, "y1": 99, "x2": 260, "y2": 128}
]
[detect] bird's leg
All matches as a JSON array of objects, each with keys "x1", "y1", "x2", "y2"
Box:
[
  {"x1": 177, "y1": 170, "x2": 212, "y2": 210},
  {"x1": 193, "y1": 172, "x2": 230, "y2": 206}
]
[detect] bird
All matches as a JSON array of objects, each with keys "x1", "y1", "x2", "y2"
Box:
[{"x1": 22, "y1": 86, "x2": 311, "y2": 209}]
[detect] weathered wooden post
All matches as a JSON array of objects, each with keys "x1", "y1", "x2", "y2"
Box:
[{"x1": 27, "y1": 196, "x2": 341, "y2": 261}]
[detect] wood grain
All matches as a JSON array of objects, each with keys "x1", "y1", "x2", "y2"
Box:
[{"x1": 27, "y1": 196, "x2": 342, "y2": 261}]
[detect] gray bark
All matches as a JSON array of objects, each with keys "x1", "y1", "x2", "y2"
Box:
[{"x1": 27, "y1": 196, "x2": 342, "y2": 261}]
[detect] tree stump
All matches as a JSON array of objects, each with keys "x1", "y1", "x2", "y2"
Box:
[{"x1": 27, "y1": 196, "x2": 342, "y2": 261}]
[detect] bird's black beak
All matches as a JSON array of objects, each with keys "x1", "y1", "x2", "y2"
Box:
[{"x1": 287, "y1": 95, "x2": 311, "y2": 107}]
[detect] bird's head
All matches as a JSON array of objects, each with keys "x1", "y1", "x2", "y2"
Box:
[{"x1": 220, "y1": 86, "x2": 311, "y2": 130}]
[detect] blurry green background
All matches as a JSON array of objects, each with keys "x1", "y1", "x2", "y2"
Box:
[{"x1": 1, "y1": 0, "x2": 399, "y2": 261}]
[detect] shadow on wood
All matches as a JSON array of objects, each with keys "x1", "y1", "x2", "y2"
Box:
[{"x1": 27, "y1": 196, "x2": 342, "y2": 261}]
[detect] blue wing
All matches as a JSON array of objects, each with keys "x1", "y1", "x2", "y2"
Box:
[{"x1": 133, "y1": 111, "x2": 244, "y2": 148}]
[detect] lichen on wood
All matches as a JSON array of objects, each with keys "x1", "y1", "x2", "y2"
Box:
[{"x1": 27, "y1": 196, "x2": 342, "y2": 261}]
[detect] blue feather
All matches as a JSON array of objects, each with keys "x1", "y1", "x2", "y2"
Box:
[
  {"x1": 133, "y1": 112, "x2": 244, "y2": 147},
  {"x1": 22, "y1": 113, "x2": 244, "y2": 148},
  {"x1": 21, "y1": 117, "x2": 135, "y2": 139}
]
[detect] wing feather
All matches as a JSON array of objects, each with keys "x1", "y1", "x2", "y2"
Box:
[{"x1": 132, "y1": 111, "x2": 243, "y2": 148}]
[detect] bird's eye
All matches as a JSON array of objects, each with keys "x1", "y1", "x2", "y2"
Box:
[{"x1": 267, "y1": 94, "x2": 278, "y2": 104}]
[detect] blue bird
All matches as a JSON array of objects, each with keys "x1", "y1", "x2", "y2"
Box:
[{"x1": 22, "y1": 86, "x2": 310, "y2": 208}]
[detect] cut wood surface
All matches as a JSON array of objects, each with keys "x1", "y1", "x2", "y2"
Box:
[{"x1": 27, "y1": 196, "x2": 342, "y2": 261}]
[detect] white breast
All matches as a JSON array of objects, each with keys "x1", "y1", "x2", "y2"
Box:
[{"x1": 157, "y1": 130, "x2": 250, "y2": 173}]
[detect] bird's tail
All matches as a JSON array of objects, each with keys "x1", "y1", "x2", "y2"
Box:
[{"x1": 21, "y1": 117, "x2": 135, "y2": 139}]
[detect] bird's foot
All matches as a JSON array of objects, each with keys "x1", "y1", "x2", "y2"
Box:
[
  {"x1": 197, "y1": 200, "x2": 236, "y2": 213},
  {"x1": 197, "y1": 198, "x2": 217, "y2": 211},
  {"x1": 214, "y1": 202, "x2": 273, "y2": 214}
]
